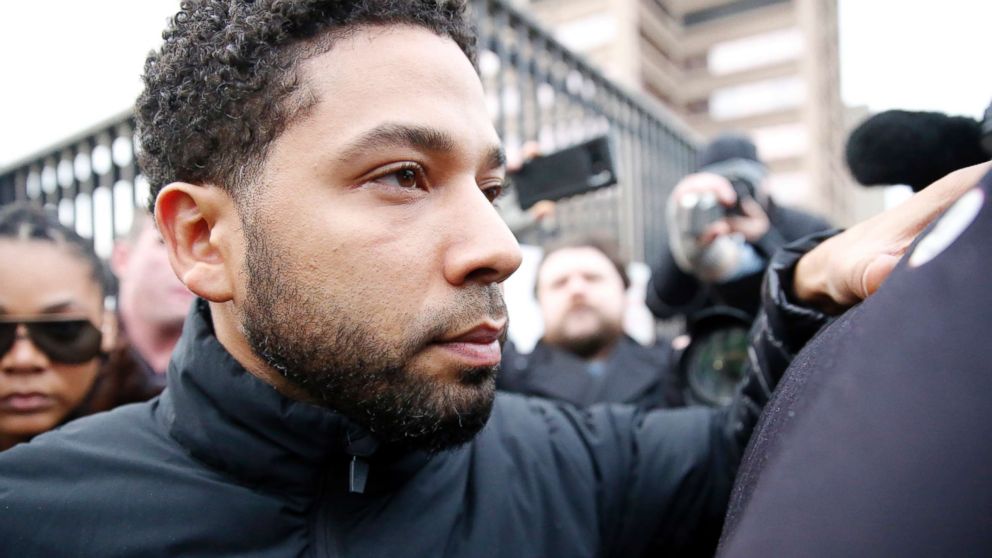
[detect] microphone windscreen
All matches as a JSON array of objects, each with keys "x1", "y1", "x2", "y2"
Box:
[{"x1": 845, "y1": 110, "x2": 988, "y2": 191}]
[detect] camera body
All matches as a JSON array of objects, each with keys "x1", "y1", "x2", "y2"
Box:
[{"x1": 678, "y1": 157, "x2": 766, "y2": 237}]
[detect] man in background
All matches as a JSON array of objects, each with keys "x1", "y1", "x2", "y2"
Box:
[
  {"x1": 646, "y1": 133, "x2": 832, "y2": 322},
  {"x1": 499, "y1": 237, "x2": 683, "y2": 409},
  {"x1": 106, "y1": 212, "x2": 194, "y2": 401}
]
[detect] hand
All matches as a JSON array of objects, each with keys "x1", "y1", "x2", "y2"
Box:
[
  {"x1": 508, "y1": 141, "x2": 557, "y2": 222},
  {"x1": 506, "y1": 140, "x2": 543, "y2": 173},
  {"x1": 669, "y1": 173, "x2": 769, "y2": 245},
  {"x1": 529, "y1": 199, "x2": 557, "y2": 222},
  {"x1": 794, "y1": 162, "x2": 990, "y2": 314},
  {"x1": 726, "y1": 197, "x2": 770, "y2": 243}
]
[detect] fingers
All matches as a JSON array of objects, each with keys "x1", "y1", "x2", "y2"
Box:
[
  {"x1": 886, "y1": 162, "x2": 991, "y2": 240},
  {"x1": 672, "y1": 173, "x2": 736, "y2": 206},
  {"x1": 699, "y1": 220, "x2": 731, "y2": 245},
  {"x1": 725, "y1": 198, "x2": 770, "y2": 242},
  {"x1": 738, "y1": 197, "x2": 766, "y2": 219},
  {"x1": 529, "y1": 200, "x2": 557, "y2": 222},
  {"x1": 859, "y1": 254, "x2": 900, "y2": 300},
  {"x1": 521, "y1": 141, "x2": 542, "y2": 161},
  {"x1": 506, "y1": 141, "x2": 544, "y2": 173},
  {"x1": 919, "y1": 162, "x2": 989, "y2": 208},
  {"x1": 794, "y1": 162, "x2": 989, "y2": 315}
]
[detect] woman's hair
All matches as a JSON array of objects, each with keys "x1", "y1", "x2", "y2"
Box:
[{"x1": 0, "y1": 202, "x2": 114, "y2": 298}]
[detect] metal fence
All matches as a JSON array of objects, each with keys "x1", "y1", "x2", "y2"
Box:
[
  {"x1": 0, "y1": 112, "x2": 144, "y2": 259},
  {"x1": 0, "y1": 0, "x2": 697, "y2": 266}
]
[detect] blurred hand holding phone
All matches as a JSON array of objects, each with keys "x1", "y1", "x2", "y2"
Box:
[{"x1": 507, "y1": 136, "x2": 618, "y2": 210}]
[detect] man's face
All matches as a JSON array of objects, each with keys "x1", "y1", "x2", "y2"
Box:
[
  {"x1": 230, "y1": 26, "x2": 521, "y2": 452},
  {"x1": 114, "y1": 219, "x2": 195, "y2": 328},
  {"x1": 537, "y1": 247, "x2": 626, "y2": 359}
]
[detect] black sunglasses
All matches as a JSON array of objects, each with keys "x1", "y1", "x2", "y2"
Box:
[{"x1": 0, "y1": 317, "x2": 103, "y2": 365}]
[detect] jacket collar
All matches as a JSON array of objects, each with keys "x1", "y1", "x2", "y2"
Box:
[
  {"x1": 158, "y1": 300, "x2": 424, "y2": 496},
  {"x1": 525, "y1": 336, "x2": 664, "y2": 406}
]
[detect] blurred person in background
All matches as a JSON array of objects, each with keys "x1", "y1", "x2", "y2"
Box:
[
  {"x1": 106, "y1": 212, "x2": 195, "y2": 401},
  {"x1": 498, "y1": 237, "x2": 683, "y2": 409},
  {"x1": 0, "y1": 203, "x2": 117, "y2": 451},
  {"x1": 646, "y1": 133, "x2": 832, "y2": 322}
]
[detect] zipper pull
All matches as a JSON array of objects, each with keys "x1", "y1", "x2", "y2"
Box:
[{"x1": 349, "y1": 455, "x2": 369, "y2": 494}]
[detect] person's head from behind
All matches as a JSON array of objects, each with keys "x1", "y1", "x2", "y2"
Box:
[
  {"x1": 536, "y1": 237, "x2": 629, "y2": 360},
  {"x1": 139, "y1": 0, "x2": 521, "y2": 453},
  {"x1": 0, "y1": 203, "x2": 114, "y2": 450},
  {"x1": 694, "y1": 132, "x2": 768, "y2": 205},
  {"x1": 112, "y1": 212, "x2": 194, "y2": 332}
]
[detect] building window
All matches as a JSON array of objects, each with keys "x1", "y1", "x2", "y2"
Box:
[
  {"x1": 710, "y1": 76, "x2": 804, "y2": 120},
  {"x1": 751, "y1": 122, "x2": 808, "y2": 160},
  {"x1": 708, "y1": 28, "x2": 803, "y2": 75},
  {"x1": 553, "y1": 13, "x2": 618, "y2": 53}
]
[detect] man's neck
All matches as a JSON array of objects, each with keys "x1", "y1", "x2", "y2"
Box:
[
  {"x1": 548, "y1": 334, "x2": 620, "y2": 363},
  {"x1": 208, "y1": 301, "x2": 317, "y2": 404},
  {"x1": 123, "y1": 316, "x2": 184, "y2": 375},
  {"x1": 586, "y1": 339, "x2": 618, "y2": 363}
]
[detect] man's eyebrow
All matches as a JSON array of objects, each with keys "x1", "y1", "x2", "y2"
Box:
[
  {"x1": 336, "y1": 123, "x2": 506, "y2": 171},
  {"x1": 485, "y1": 145, "x2": 506, "y2": 171},
  {"x1": 337, "y1": 123, "x2": 456, "y2": 163}
]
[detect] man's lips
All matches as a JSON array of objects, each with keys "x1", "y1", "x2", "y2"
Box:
[
  {"x1": 432, "y1": 320, "x2": 506, "y2": 367},
  {"x1": 0, "y1": 393, "x2": 56, "y2": 413}
]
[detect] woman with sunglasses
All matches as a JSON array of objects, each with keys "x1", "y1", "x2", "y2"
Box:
[{"x1": 0, "y1": 203, "x2": 117, "y2": 451}]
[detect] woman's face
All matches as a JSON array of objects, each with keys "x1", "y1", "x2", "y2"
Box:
[{"x1": 0, "y1": 240, "x2": 109, "y2": 446}]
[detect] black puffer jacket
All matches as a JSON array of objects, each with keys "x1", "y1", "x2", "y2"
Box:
[
  {"x1": 498, "y1": 336, "x2": 684, "y2": 409},
  {"x1": 0, "y1": 299, "x2": 784, "y2": 557}
]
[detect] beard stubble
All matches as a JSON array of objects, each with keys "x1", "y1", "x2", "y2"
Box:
[{"x1": 238, "y1": 219, "x2": 507, "y2": 453}]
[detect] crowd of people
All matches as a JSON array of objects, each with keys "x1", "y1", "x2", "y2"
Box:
[{"x1": 0, "y1": 1, "x2": 989, "y2": 556}]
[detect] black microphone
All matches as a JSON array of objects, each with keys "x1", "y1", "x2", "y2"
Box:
[{"x1": 845, "y1": 109, "x2": 991, "y2": 192}]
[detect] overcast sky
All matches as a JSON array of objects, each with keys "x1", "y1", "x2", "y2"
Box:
[{"x1": 0, "y1": 0, "x2": 989, "y2": 168}]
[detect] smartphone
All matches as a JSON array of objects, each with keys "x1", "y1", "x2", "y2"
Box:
[{"x1": 509, "y1": 135, "x2": 618, "y2": 210}]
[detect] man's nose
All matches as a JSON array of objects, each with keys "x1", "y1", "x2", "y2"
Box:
[
  {"x1": 566, "y1": 279, "x2": 590, "y2": 302},
  {"x1": 442, "y1": 183, "x2": 522, "y2": 286},
  {"x1": 1, "y1": 326, "x2": 48, "y2": 373}
]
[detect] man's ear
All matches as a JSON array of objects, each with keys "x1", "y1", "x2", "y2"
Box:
[{"x1": 154, "y1": 183, "x2": 237, "y2": 303}]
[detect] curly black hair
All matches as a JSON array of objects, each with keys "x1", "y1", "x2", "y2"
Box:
[
  {"x1": 136, "y1": 0, "x2": 476, "y2": 210},
  {"x1": 0, "y1": 203, "x2": 114, "y2": 299}
]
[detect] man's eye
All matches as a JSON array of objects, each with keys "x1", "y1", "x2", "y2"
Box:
[
  {"x1": 481, "y1": 180, "x2": 507, "y2": 204},
  {"x1": 380, "y1": 167, "x2": 420, "y2": 189},
  {"x1": 482, "y1": 184, "x2": 504, "y2": 203}
]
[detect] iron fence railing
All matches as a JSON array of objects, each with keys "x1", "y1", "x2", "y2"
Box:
[
  {"x1": 0, "y1": 0, "x2": 698, "y2": 266},
  {"x1": 473, "y1": 0, "x2": 698, "y2": 267},
  {"x1": 0, "y1": 111, "x2": 145, "y2": 258}
]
